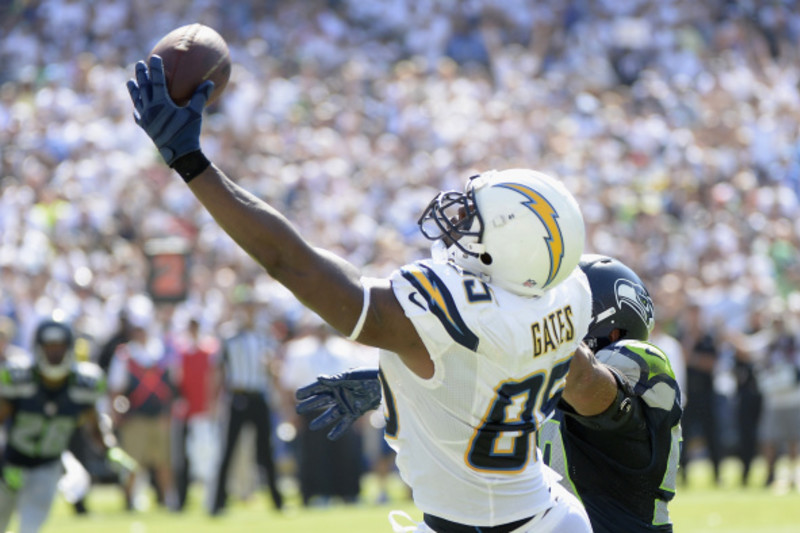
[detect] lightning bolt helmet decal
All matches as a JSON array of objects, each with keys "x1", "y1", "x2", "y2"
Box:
[
  {"x1": 416, "y1": 168, "x2": 584, "y2": 298},
  {"x1": 496, "y1": 183, "x2": 565, "y2": 288}
]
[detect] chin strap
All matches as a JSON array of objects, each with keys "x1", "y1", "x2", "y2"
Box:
[{"x1": 464, "y1": 241, "x2": 486, "y2": 255}]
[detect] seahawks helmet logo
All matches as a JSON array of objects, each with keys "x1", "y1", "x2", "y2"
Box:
[{"x1": 615, "y1": 278, "x2": 655, "y2": 332}]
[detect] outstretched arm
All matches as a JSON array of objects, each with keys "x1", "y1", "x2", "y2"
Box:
[
  {"x1": 187, "y1": 166, "x2": 365, "y2": 334},
  {"x1": 185, "y1": 144, "x2": 432, "y2": 372},
  {"x1": 127, "y1": 56, "x2": 429, "y2": 373}
]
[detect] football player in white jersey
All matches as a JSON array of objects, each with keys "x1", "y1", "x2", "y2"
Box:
[
  {"x1": 0, "y1": 318, "x2": 137, "y2": 533},
  {"x1": 299, "y1": 254, "x2": 682, "y2": 532},
  {"x1": 127, "y1": 57, "x2": 593, "y2": 532}
]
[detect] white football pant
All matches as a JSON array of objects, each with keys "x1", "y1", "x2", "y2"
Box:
[
  {"x1": 388, "y1": 481, "x2": 591, "y2": 533},
  {"x1": 0, "y1": 460, "x2": 63, "y2": 533}
]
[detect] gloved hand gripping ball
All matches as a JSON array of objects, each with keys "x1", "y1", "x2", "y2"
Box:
[{"x1": 126, "y1": 56, "x2": 213, "y2": 181}]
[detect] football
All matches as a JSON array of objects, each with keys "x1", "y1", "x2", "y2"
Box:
[{"x1": 148, "y1": 23, "x2": 231, "y2": 107}]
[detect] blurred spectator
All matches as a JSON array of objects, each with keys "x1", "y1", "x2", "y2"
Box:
[
  {"x1": 444, "y1": 13, "x2": 491, "y2": 72},
  {"x1": 727, "y1": 308, "x2": 770, "y2": 487},
  {"x1": 206, "y1": 296, "x2": 283, "y2": 515},
  {"x1": 651, "y1": 316, "x2": 687, "y2": 408},
  {"x1": 97, "y1": 311, "x2": 133, "y2": 372},
  {"x1": 279, "y1": 320, "x2": 375, "y2": 506},
  {"x1": 756, "y1": 314, "x2": 800, "y2": 491},
  {"x1": 0, "y1": 316, "x2": 26, "y2": 362},
  {"x1": 171, "y1": 317, "x2": 219, "y2": 510},
  {"x1": 108, "y1": 310, "x2": 177, "y2": 510},
  {"x1": 679, "y1": 302, "x2": 723, "y2": 485}
]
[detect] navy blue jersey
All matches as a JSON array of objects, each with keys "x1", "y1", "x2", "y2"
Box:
[
  {"x1": 539, "y1": 340, "x2": 682, "y2": 533},
  {"x1": 1, "y1": 359, "x2": 106, "y2": 467}
]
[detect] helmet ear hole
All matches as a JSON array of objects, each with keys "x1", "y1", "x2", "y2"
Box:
[{"x1": 479, "y1": 253, "x2": 492, "y2": 265}]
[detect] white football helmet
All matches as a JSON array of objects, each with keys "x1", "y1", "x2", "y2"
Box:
[
  {"x1": 419, "y1": 169, "x2": 585, "y2": 297},
  {"x1": 33, "y1": 319, "x2": 75, "y2": 381}
]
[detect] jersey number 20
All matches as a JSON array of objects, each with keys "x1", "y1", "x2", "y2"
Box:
[{"x1": 9, "y1": 412, "x2": 76, "y2": 458}]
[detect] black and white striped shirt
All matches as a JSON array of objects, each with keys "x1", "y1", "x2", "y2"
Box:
[{"x1": 220, "y1": 329, "x2": 276, "y2": 392}]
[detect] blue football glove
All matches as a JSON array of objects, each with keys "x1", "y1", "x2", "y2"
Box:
[
  {"x1": 126, "y1": 55, "x2": 213, "y2": 166},
  {"x1": 295, "y1": 368, "x2": 381, "y2": 441}
]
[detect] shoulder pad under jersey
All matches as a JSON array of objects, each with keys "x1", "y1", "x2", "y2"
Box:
[
  {"x1": 68, "y1": 362, "x2": 107, "y2": 404},
  {"x1": 0, "y1": 358, "x2": 36, "y2": 398},
  {"x1": 393, "y1": 260, "x2": 486, "y2": 352},
  {"x1": 596, "y1": 339, "x2": 680, "y2": 412}
]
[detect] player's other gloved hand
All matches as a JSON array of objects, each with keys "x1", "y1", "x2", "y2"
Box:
[
  {"x1": 0, "y1": 463, "x2": 23, "y2": 492},
  {"x1": 126, "y1": 55, "x2": 213, "y2": 182},
  {"x1": 106, "y1": 446, "x2": 138, "y2": 483},
  {"x1": 295, "y1": 368, "x2": 382, "y2": 441}
]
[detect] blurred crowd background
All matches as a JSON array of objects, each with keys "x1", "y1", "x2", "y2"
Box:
[{"x1": 2, "y1": 0, "x2": 800, "y2": 511}]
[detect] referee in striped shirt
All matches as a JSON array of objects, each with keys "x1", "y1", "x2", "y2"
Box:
[{"x1": 208, "y1": 296, "x2": 283, "y2": 515}]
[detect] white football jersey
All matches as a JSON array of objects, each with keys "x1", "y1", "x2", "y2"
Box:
[{"x1": 379, "y1": 259, "x2": 592, "y2": 527}]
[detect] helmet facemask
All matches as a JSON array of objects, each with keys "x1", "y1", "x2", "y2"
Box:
[
  {"x1": 34, "y1": 321, "x2": 74, "y2": 381},
  {"x1": 418, "y1": 176, "x2": 486, "y2": 260}
]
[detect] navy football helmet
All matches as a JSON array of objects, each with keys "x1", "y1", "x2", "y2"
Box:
[
  {"x1": 33, "y1": 318, "x2": 75, "y2": 380},
  {"x1": 579, "y1": 254, "x2": 655, "y2": 351}
]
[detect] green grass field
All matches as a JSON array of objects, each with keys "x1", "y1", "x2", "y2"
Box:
[{"x1": 14, "y1": 457, "x2": 800, "y2": 533}]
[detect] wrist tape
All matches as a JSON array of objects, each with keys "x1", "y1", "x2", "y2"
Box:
[{"x1": 171, "y1": 150, "x2": 210, "y2": 183}]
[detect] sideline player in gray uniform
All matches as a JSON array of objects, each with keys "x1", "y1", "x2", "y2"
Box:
[
  {"x1": 0, "y1": 318, "x2": 136, "y2": 533},
  {"x1": 298, "y1": 254, "x2": 682, "y2": 532}
]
